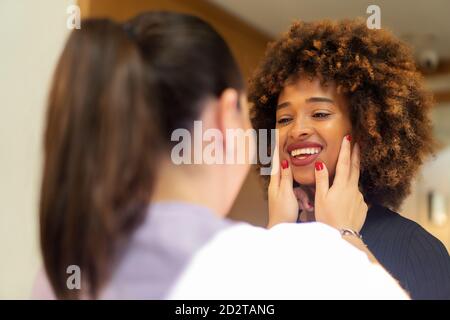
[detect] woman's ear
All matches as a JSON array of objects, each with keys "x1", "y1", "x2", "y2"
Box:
[
  {"x1": 217, "y1": 88, "x2": 243, "y2": 160},
  {"x1": 217, "y1": 88, "x2": 241, "y2": 147}
]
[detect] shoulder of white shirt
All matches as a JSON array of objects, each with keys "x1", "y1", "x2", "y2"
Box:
[{"x1": 168, "y1": 222, "x2": 410, "y2": 300}]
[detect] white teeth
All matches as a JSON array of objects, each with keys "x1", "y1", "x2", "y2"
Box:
[{"x1": 290, "y1": 147, "x2": 321, "y2": 157}]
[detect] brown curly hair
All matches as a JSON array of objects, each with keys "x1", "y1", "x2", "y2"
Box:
[{"x1": 249, "y1": 19, "x2": 435, "y2": 210}]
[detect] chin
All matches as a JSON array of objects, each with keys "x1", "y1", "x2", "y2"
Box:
[{"x1": 292, "y1": 170, "x2": 315, "y2": 186}]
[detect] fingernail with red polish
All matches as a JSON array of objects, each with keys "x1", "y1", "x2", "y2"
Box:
[
  {"x1": 346, "y1": 134, "x2": 352, "y2": 141},
  {"x1": 281, "y1": 160, "x2": 289, "y2": 169},
  {"x1": 315, "y1": 161, "x2": 324, "y2": 171}
]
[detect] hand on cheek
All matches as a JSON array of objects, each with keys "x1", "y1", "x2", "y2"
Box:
[
  {"x1": 267, "y1": 140, "x2": 300, "y2": 228},
  {"x1": 314, "y1": 135, "x2": 368, "y2": 232}
]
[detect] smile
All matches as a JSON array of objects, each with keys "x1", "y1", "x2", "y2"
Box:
[
  {"x1": 290, "y1": 147, "x2": 321, "y2": 158},
  {"x1": 287, "y1": 142, "x2": 323, "y2": 167}
]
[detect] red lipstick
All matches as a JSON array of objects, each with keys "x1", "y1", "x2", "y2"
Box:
[{"x1": 287, "y1": 141, "x2": 323, "y2": 167}]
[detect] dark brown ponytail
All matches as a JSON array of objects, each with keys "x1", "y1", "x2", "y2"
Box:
[
  {"x1": 40, "y1": 19, "x2": 159, "y2": 299},
  {"x1": 40, "y1": 12, "x2": 245, "y2": 299}
]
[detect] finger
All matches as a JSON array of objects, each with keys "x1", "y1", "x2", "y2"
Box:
[
  {"x1": 314, "y1": 161, "x2": 329, "y2": 202},
  {"x1": 349, "y1": 143, "x2": 361, "y2": 185},
  {"x1": 334, "y1": 135, "x2": 352, "y2": 185},
  {"x1": 280, "y1": 160, "x2": 293, "y2": 193},
  {"x1": 269, "y1": 130, "x2": 281, "y2": 189}
]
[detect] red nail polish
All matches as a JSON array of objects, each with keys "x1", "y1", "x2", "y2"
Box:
[
  {"x1": 281, "y1": 160, "x2": 289, "y2": 169},
  {"x1": 315, "y1": 161, "x2": 323, "y2": 171},
  {"x1": 308, "y1": 201, "x2": 313, "y2": 208},
  {"x1": 346, "y1": 134, "x2": 352, "y2": 142}
]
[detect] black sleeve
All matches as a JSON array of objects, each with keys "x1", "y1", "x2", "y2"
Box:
[{"x1": 405, "y1": 226, "x2": 450, "y2": 299}]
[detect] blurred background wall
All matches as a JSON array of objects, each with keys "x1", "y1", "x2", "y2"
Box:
[
  {"x1": 0, "y1": 0, "x2": 75, "y2": 299},
  {"x1": 0, "y1": 0, "x2": 449, "y2": 298}
]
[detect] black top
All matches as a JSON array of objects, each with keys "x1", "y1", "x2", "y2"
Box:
[{"x1": 360, "y1": 204, "x2": 450, "y2": 299}]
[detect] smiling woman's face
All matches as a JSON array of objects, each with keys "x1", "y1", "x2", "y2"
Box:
[{"x1": 276, "y1": 77, "x2": 352, "y2": 186}]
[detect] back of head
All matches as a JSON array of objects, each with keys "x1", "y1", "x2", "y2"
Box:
[{"x1": 124, "y1": 11, "x2": 244, "y2": 145}]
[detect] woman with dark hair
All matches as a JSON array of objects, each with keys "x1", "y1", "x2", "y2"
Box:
[
  {"x1": 249, "y1": 19, "x2": 450, "y2": 299},
  {"x1": 38, "y1": 19, "x2": 159, "y2": 299},
  {"x1": 33, "y1": 13, "x2": 407, "y2": 299}
]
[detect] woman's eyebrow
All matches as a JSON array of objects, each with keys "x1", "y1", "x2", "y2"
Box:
[
  {"x1": 305, "y1": 97, "x2": 334, "y2": 104},
  {"x1": 276, "y1": 102, "x2": 291, "y2": 110},
  {"x1": 277, "y1": 97, "x2": 334, "y2": 110}
]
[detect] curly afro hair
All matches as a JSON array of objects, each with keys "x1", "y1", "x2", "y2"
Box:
[{"x1": 249, "y1": 19, "x2": 435, "y2": 210}]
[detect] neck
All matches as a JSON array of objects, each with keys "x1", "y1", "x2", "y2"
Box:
[
  {"x1": 297, "y1": 183, "x2": 371, "y2": 222},
  {"x1": 151, "y1": 157, "x2": 227, "y2": 218},
  {"x1": 296, "y1": 184, "x2": 316, "y2": 222},
  {"x1": 303, "y1": 185, "x2": 316, "y2": 202}
]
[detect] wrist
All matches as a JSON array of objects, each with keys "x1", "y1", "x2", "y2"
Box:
[{"x1": 339, "y1": 228, "x2": 362, "y2": 240}]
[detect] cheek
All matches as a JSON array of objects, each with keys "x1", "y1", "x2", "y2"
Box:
[
  {"x1": 322, "y1": 144, "x2": 340, "y2": 178},
  {"x1": 319, "y1": 122, "x2": 351, "y2": 177},
  {"x1": 277, "y1": 128, "x2": 289, "y2": 158}
]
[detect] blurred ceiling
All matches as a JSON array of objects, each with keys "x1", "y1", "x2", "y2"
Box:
[
  {"x1": 210, "y1": 0, "x2": 450, "y2": 106},
  {"x1": 209, "y1": 0, "x2": 450, "y2": 58}
]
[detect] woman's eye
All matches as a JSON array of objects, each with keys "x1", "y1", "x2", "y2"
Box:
[
  {"x1": 313, "y1": 112, "x2": 330, "y2": 118},
  {"x1": 277, "y1": 117, "x2": 292, "y2": 124}
]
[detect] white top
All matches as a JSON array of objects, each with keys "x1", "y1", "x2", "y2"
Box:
[
  {"x1": 32, "y1": 202, "x2": 409, "y2": 300},
  {"x1": 168, "y1": 221, "x2": 409, "y2": 299}
]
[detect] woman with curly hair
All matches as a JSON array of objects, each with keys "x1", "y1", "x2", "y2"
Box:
[{"x1": 249, "y1": 19, "x2": 450, "y2": 299}]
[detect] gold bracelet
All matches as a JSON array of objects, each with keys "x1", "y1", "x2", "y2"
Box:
[{"x1": 339, "y1": 228, "x2": 363, "y2": 240}]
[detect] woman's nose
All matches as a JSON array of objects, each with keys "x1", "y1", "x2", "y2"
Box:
[{"x1": 288, "y1": 117, "x2": 314, "y2": 140}]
